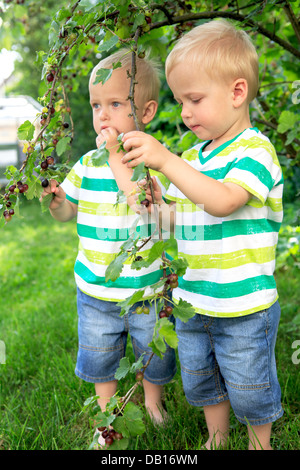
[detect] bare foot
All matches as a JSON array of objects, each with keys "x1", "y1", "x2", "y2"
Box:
[{"x1": 146, "y1": 406, "x2": 168, "y2": 425}]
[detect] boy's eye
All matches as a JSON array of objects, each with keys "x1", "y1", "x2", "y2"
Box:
[
  {"x1": 92, "y1": 103, "x2": 100, "y2": 109},
  {"x1": 112, "y1": 102, "x2": 120, "y2": 108}
]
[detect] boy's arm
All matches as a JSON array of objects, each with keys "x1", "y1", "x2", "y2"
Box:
[
  {"x1": 40, "y1": 179, "x2": 78, "y2": 222},
  {"x1": 122, "y1": 131, "x2": 251, "y2": 217}
]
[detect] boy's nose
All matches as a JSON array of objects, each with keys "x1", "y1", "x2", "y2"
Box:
[
  {"x1": 99, "y1": 107, "x2": 109, "y2": 120},
  {"x1": 181, "y1": 103, "x2": 192, "y2": 119}
]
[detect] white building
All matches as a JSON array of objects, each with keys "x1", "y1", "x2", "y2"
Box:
[{"x1": 0, "y1": 95, "x2": 42, "y2": 186}]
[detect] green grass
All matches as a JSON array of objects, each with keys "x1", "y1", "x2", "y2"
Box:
[{"x1": 0, "y1": 198, "x2": 299, "y2": 450}]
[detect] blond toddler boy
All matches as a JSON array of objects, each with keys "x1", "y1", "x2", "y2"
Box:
[
  {"x1": 122, "y1": 20, "x2": 284, "y2": 450},
  {"x1": 40, "y1": 49, "x2": 176, "y2": 447}
]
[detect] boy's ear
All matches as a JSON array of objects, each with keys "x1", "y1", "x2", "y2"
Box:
[
  {"x1": 232, "y1": 79, "x2": 248, "y2": 107},
  {"x1": 141, "y1": 100, "x2": 158, "y2": 125}
]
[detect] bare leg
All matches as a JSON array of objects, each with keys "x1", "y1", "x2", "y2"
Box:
[
  {"x1": 248, "y1": 422, "x2": 273, "y2": 450},
  {"x1": 203, "y1": 401, "x2": 231, "y2": 449},
  {"x1": 143, "y1": 379, "x2": 166, "y2": 424},
  {"x1": 95, "y1": 380, "x2": 118, "y2": 411},
  {"x1": 94, "y1": 381, "x2": 118, "y2": 448}
]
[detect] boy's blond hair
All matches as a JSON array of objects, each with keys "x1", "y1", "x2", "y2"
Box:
[
  {"x1": 166, "y1": 19, "x2": 259, "y2": 103},
  {"x1": 90, "y1": 48, "x2": 161, "y2": 104}
]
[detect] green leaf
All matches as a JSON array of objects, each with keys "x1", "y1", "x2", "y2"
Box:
[
  {"x1": 113, "y1": 402, "x2": 145, "y2": 438},
  {"x1": 130, "y1": 162, "x2": 147, "y2": 182},
  {"x1": 117, "y1": 289, "x2": 146, "y2": 316},
  {"x1": 106, "y1": 436, "x2": 130, "y2": 450},
  {"x1": 17, "y1": 120, "x2": 35, "y2": 141},
  {"x1": 97, "y1": 35, "x2": 119, "y2": 53},
  {"x1": 145, "y1": 240, "x2": 165, "y2": 265},
  {"x1": 172, "y1": 299, "x2": 196, "y2": 323},
  {"x1": 114, "y1": 357, "x2": 131, "y2": 380},
  {"x1": 129, "y1": 353, "x2": 145, "y2": 374},
  {"x1": 114, "y1": 353, "x2": 145, "y2": 380},
  {"x1": 170, "y1": 257, "x2": 189, "y2": 277},
  {"x1": 117, "y1": 133, "x2": 125, "y2": 153},
  {"x1": 105, "y1": 251, "x2": 128, "y2": 282},
  {"x1": 82, "y1": 395, "x2": 98, "y2": 411},
  {"x1": 13, "y1": 196, "x2": 22, "y2": 218},
  {"x1": 93, "y1": 68, "x2": 112, "y2": 85},
  {"x1": 79, "y1": 0, "x2": 105, "y2": 12},
  {"x1": 25, "y1": 177, "x2": 43, "y2": 200},
  {"x1": 277, "y1": 111, "x2": 299, "y2": 133},
  {"x1": 5, "y1": 165, "x2": 20, "y2": 181},
  {"x1": 148, "y1": 317, "x2": 178, "y2": 359},
  {"x1": 159, "y1": 317, "x2": 178, "y2": 349},
  {"x1": 94, "y1": 410, "x2": 116, "y2": 430},
  {"x1": 114, "y1": 189, "x2": 127, "y2": 207},
  {"x1": 56, "y1": 137, "x2": 71, "y2": 157},
  {"x1": 40, "y1": 192, "x2": 54, "y2": 212},
  {"x1": 164, "y1": 236, "x2": 178, "y2": 259},
  {"x1": 90, "y1": 142, "x2": 109, "y2": 166}
]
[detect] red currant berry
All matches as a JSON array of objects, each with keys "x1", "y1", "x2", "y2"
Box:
[
  {"x1": 105, "y1": 436, "x2": 114, "y2": 446},
  {"x1": 136, "y1": 371, "x2": 144, "y2": 382},
  {"x1": 165, "y1": 306, "x2": 173, "y2": 315},
  {"x1": 46, "y1": 72, "x2": 54, "y2": 82},
  {"x1": 97, "y1": 426, "x2": 106, "y2": 432},
  {"x1": 140, "y1": 199, "x2": 150, "y2": 207},
  {"x1": 159, "y1": 310, "x2": 167, "y2": 318},
  {"x1": 47, "y1": 156, "x2": 55, "y2": 165},
  {"x1": 170, "y1": 280, "x2": 178, "y2": 289}
]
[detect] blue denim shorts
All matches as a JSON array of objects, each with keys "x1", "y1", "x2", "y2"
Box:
[
  {"x1": 176, "y1": 301, "x2": 284, "y2": 426},
  {"x1": 75, "y1": 288, "x2": 176, "y2": 384}
]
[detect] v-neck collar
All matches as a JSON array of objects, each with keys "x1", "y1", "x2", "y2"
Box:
[{"x1": 198, "y1": 127, "x2": 259, "y2": 164}]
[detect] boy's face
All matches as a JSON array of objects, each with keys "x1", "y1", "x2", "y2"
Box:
[
  {"x1": 167, "y1": 63, "x2": 239, "y2": 144},
  {"x1": 89, "y1": 68, "x2": 145, "y2": 137}
]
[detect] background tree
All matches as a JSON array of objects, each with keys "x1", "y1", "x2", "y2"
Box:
[
  {"x1": 0, "y1": 1, "x2": 299, "y2": 211},
  {"x1": 0, "y1": 0, "x2": 299, "y2": 449}
]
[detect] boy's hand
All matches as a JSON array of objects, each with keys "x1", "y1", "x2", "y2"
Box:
[
  {"x1": 122, "y1": 131, "x2": 172, "y2": 172},
  {"x1": 39, "y1": 179, "x2": 66, "y2": 210},
  {"x1": 96, "y1": 127, "x2": 119, "y2": 153},
  {"x1": 138, "y1": 176, "x2": 164, "y2": 207}
]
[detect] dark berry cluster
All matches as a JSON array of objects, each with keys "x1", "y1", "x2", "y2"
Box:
[
  {"x1": 97, "y1": 426, "x2": 123, "y2": 447},
  {"x1": 2, "y1": 181, "x2": 29, "y2": 222}
]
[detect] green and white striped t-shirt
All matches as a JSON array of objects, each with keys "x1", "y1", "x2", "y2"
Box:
[
  {"x1": 165, "y1": 127, "x2": 284, "y2": 318},
  {"x1": 61, "y1": 150, "x2": 169, "y2": 302}
]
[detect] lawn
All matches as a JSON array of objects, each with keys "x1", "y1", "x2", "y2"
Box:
[{"x1": 0, "y1": 197, "x2": 299, "y2": 450}]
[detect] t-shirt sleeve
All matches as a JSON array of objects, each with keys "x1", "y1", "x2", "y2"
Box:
[
  {"x1": 60, "y1": 158, "x2": 84, "y2": 205},
  {"x1": 223, "y1": 140, "x2": 282, "y2": 207}
]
